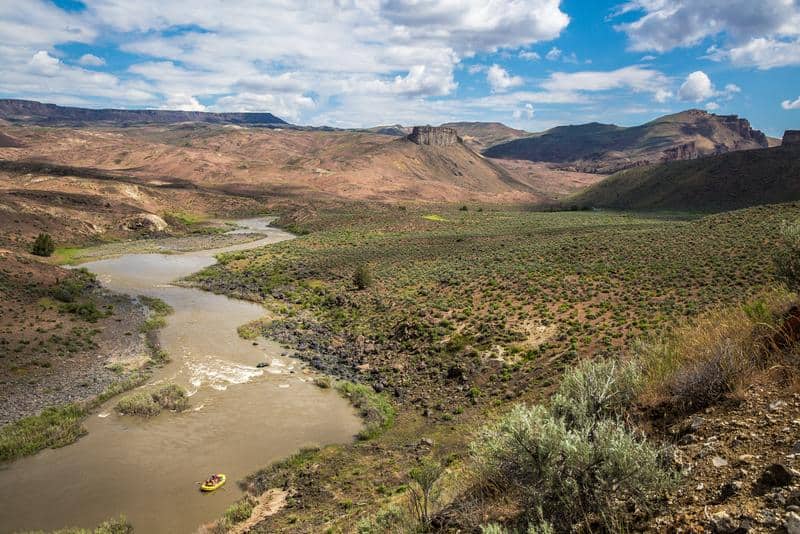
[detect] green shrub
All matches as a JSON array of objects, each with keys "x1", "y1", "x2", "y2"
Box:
[
  {"x1": 32, "y1": 233, "x2": 55, "y2": 257},
  {"x1": 549, "y1": 358, "x2": 641, "y2": 427},
  {"x1": 357, "y1": 506, "x2": 411, "y2": 534},
  {"x1": 0, "y1": 403, "x2": 87, "y2": 461},
  {"x1": 51, "y1": 269, "x2": 96, "y2": 303},
  {"x1": 115, "y1": 391, "x2": 161, "y2": 417},
  {"x1": 353, "y1": 264, "x2": 373, "y2": 290},
  {"x1": 314, "y1": 376, "x2": 332, "y2": 388},
  {"x1": 336, "y1": 381, "x2": 395, "y2": 440},
  {"x1": 115, "y1": 384, "x2": 189, "y2": 417},
  {"x1": 471, "y1": 359, "x2": 671, "y2": 531},
  {"x1": 138, "y1": 295, "x2": 173, "y2": 333},
  {"x1": 138, "y1": 295, "x2": 174, "y2": 316},
  {"x1": 480, "y1": 521, "x2": 555, "y2": 534},
  {"x1": 775, "y1": 221, "x2": 800, "y2": 292},
  {"x1": 25, "y1": 515, "x2": 133, "y2": 534},
  {"x1": 60, "y1": 301, "x2": 107, "y2": 322},
  {"x1": 408, "y1": 457, "x2": 444, "y2": 527},
  {"x1": 151, "y1": 384, "x2": 189, "y2": 412},
  {"x1": 223, "y1": 496, "x2": 256, "y2": 525},
  {"x1": 471, "y1": 404, "x2": 672, "y2": 531}
]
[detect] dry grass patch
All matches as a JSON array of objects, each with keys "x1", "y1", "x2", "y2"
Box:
[{"x1": 637, "y1": 290, "x2": 798, "y2": 412}]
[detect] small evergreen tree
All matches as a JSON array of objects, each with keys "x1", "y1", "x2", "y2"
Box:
[
  {"x1": 31, "y1": 233, "x2": 55, "y2": 257},
  {"x1": 353, "y1": 264, "x2": 373, "y2": 290}
]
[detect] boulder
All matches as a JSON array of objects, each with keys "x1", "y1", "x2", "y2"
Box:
[{"x1": 122, "y1": 213, "x2": 169, "y2": 232}]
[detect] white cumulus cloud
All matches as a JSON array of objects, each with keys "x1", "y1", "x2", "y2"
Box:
[
  {"x1": 541, "y1": 65, "x2": 668, "y2": 95},
  {"x1": 78, "y1": 54, "x2": 106, "y2": 67},
  {"x1": 678, "y1": 71, "x2": 715, "y2": 102},
  {"x1": 161, "y1": 93, "x2": 206, "y2": 111},
  {"x1": 677, "y1": 71, "x2": 740, "y2": 103},
  {"x1": 614, "y1": 0, "x2": 800, "y2": 70},
  {"x1": 487, "y1": 64, "x2": 523, "y2": 93}
]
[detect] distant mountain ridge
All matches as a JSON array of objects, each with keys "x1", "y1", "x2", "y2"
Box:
[
  {"x1": 0, "y1": 99, "x2": 288, "y2": 126},
  {"x1": 485, "y1": 109, "x2": 771, "y2": 173}
]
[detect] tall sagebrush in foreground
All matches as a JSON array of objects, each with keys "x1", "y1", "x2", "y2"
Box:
[
  {"x1": 775, "y1": 221, "x2": 800, "y2": 292},
  {"x1": 471, "y1": 359, "x2": 672, "y2": 531}
]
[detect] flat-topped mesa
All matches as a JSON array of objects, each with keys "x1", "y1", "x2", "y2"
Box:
[
  {"x1": 407, "y1": 126, "x2": 460, "y2": 146},
  {"x1": 783, "y1": 130, "x2": 800, "y2": 147}
]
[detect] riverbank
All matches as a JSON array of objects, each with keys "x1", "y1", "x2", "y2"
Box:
[
  {"x1": 0, "y1": 256, "x2": 152, "y2": 428},
  {"x1": 0, "y1": 219, "x2": 362, "y2": 534}
]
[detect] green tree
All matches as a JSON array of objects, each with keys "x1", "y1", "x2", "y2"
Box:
[{"x1": 31, "y1": 233, "x2": 55, "y2": 257}]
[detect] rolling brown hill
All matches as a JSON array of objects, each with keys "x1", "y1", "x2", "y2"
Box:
[
  {"x1": 0, "y1": 123, "x2": 542, "y2": 203},
  {"x1": 485, "y1": 109, "x2": 770, "y2": 173},
  {"x1": 565, "y1": 144, "x2": 800, "y2": 212}
]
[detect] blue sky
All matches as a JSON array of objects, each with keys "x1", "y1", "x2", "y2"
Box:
[{"x1": 1, "y1": 1, "x2": 799, "y2": 136}]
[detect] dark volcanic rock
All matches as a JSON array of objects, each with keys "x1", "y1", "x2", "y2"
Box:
[
  {"x1": 407, "y1": 126, "x2": 460, "y2": 147},
  {"x1": 784, "y1": 130, "x2": 800, "y2": 147}
]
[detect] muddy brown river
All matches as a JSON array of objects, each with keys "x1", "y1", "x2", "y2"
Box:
[{"x1": 0, "y1": 219, "x2": 361, "y2": 533}]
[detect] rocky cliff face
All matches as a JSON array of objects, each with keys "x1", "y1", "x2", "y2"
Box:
[
  {"x1": 662, "y1": 142, "x2": 699, "y2": 162},
  {"x1": 716, "y1": 114, "x2": 769, "y2": 148},
  {"x1": 407, "y1": 126, "x2": 460, "y2": 147},
  {"x1": 783, "y1": 130, "x2": 800, "y2": 147}
]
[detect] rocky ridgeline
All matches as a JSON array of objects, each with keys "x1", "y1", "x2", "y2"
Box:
[
  {"x1": 407, "y1": 126, "x2": 460, "y2": 147},
  {"x1": 714, "y1": 112, "x2": 769, "y2": 148},
  {"x1": 784, "y1": 130, "x2": 800, "y2": 147}
]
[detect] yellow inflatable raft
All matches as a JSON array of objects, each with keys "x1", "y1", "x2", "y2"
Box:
[{"x1": 201, "y1": 474, "x2": 226, "y2": 492}]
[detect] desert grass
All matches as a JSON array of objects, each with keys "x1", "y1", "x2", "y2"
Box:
[{"x1": 636, "y1": 289, "x2": 797, "y2": 411}]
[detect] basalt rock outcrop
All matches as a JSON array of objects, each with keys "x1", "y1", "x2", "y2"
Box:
[
  {"x1": 783, "y1": 131, "x2": 800, "y2": 147},
  {"x1": 716, "y1": 113, "x2": 768, "y2": 148},
  {"x1": 662, "y1": 142, "x2": 699, "y2": 162},
  {"x1": 407, "y1": 126, "x2": 460, "y2": 147}
]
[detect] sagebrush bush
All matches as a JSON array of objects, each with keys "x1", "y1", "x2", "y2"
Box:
[
  {"x1": 550, "y1": 358, "x2": 641, "y2": 427},
  {"x1": 471, "y1": 404, "x2": 671, "y2": 531},
  {"x1": 775, "y1": 221, "x2": 800, "y2": 292},
  {"x1": 353, "y1": 264, "x2": 373, "y2": 290},
  {"x1": 471, "y1": 359, "x2": 672, "y2": 531}
]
